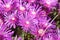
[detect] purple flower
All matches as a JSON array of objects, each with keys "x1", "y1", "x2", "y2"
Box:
[
  {"x1": 0, "y1": 0, "x2": 13, "y2": 12},
  {"x1": 15, "y1": 0, "x2": 26, "y2": 12},
  {"x1": 0, "y1": 25, "x2": 14, "y2": 40},
  {"x1": 5, "y1": 10, "x2": 19, "y2": 28},
  {"x1": 30, "y1": 24, "x2": 57, "y2": 40},
  {"x1": 0, "y1": 0, "x2": 58, "y2": 40},
  {"x1": 40, "y1": 0, "x2": 58, "y2": 8},
  {"x1": 30, "y1": 25, "x2": 44, "y2": 37},
  {"x1": 19, "y1": 11, "x2": 39, "y2": 32},
  {"x1": 18, "y1": 6, "x2": 46, "y2": 33},
  {"x1": 30, "y1": 16, "x2": 56, "y2": 38}
]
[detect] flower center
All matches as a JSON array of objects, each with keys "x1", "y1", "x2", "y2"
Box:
[
  {"x1": 10, "y1": 17, "x2": 17, "y2": 23},
  {"x1": 12, "y1": 17, "x2": 16, "y2": 21},
  {"x1": 4, "y1": 3, "x2": 11, "y2": 11},
  {"x1": 19, "y1": 5, "x2": 25, "y2": 11},
  {"x1": 46, "y1": 0, "x2": 51, "y2": 5},
  {"x1": 26, "y1": 21, "x2": 30, "y2": 25},
  {"x1": 31, "y1": 11, "x2": 36, "y2": 15},
  {"x1": 38, "y1": 29, "x2": 44, "y2": 35},
  {"x1": 5, "y1": 4, "x2": 10, "y2": 8}
]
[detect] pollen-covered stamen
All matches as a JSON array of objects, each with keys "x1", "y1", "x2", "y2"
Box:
[
  {"x1": 31, "y1": 10, "x2": 36, "y2": 15},
  {"x1": 44, "y1": 19, "x2": 51, "y2": 27},
  {"x1": 3, "y1": 0, "x2": 13, "y2": 11},
  {"x1": 24, "y1": 21, "x2": 30, "y2": 27},
  {"x1": 10, "y1": 17, "x2": 17, "y2": 23},
  {"x1": 17, "y1": 0, "x2": 25, "y2": 11},
  {"x1": 5, "y1": 3, "x2": 11, "y2": 8},
  {"x1": 38, "y1": 29, "x2": 44, "y2": 36},
  {"x1": 44, "y1": 0, "x2": 57, "y2": 7},
  {"x1": 19, "y1": 5, "x2": 25, "y2": 11},
  {"x1": 29, "y1": 9, "x2": 37, "y2": 18},
  {"x1": 9, "y1": 11, "x2": 17, "y2": 23},
  {"x1": 4, "y1": 3, "x2": 11, "y2": 11},
  {"x1": 29, "y1": 8, "x2": 37, "y2": 18},
  {"x1": 44, "y1": 23, "x2": 48, "y2": 26},
  {"x1": 26, "y1": 21, "x2": 30, "y2": 25},
  {"x1": 45, "y1": 0, "x2": 52, "y2": 5},
  {"x1": 5, "y1": 15, "x2": 17, "y2": 28},
  {"x1": 11, "y1": 17, "x2": 16, "y2": 21}
]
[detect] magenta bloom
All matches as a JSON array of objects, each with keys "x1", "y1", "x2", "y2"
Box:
[
  {"x1": 0, "y1": 0, "x2": 58, "y2": 40},
  {"x1": 30, "y1": 16, "x2": 57, "y2": 38},
  {"x1": 5, "y1": 10, "x2": 19, "y2": 28},
  {"x1": 18, "y1": 6, "x2": 47, "y2": 32},
  {"x1": 30, "y1": 24, "x2": 57, "y2": 40},
  {"x1": 0, "y1": 0, "x2": 13, "y2": 12},
  {"x1": 18, "y1": 4, "x2": 41, "y2": 32},
  {"x1": 0, "y1": 25, "x2": 14, "y2": 40},
  {"x1": 40, "y1": 0, "x2": 58, "y2": 8},
  {"x1": 19, "y1": 11, "x2": 38, "y2": 32}
]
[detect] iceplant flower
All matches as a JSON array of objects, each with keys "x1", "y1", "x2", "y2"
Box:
[
  {"x1": 0, "y1": 25, "x2": 14, "y2": 40},
  {"x1": 30, "y1": 16, "x2": 57, "y2": 37},
  {"x1": 3, "y1": 0, "x2": 13, "y2": 11},
  {"x1": 30, "y1": 22, "x2": 57, "y2": 38},
  {"x1": 38, "y1": 15, "x2": 58, "y2": 37},
  {"x1": 19, "y1": 5, "x2": 26, "y2": 12},
  {"x1": 30, "y1": 24, "x2": 45, "y2": 37},
  {"x1": 40, "y1": 0, "x2": 58, "y2": 8},
  {"x1": 27, "y1": 5, "x2": 42, "y2": 19},
  {"x1": 37, "y1": 11, "x2": 51, "y2": 28},
  {"x1": 19, "y1": 12, "x2": 38, "y2": 32},
  {"x1": 5, "y1": 10, "x2": 19, "y2": 28},
  {"x1": 17, "y1": 0, "x2": 26, "y2": 12}
]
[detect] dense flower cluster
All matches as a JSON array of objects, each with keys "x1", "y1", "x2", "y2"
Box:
[
  {"x1": 0, "y1": 0, "x2": 59, "y2": 40},
  {"x1": 0, "y1": 25, "x2": 14, "y2": 40}
]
